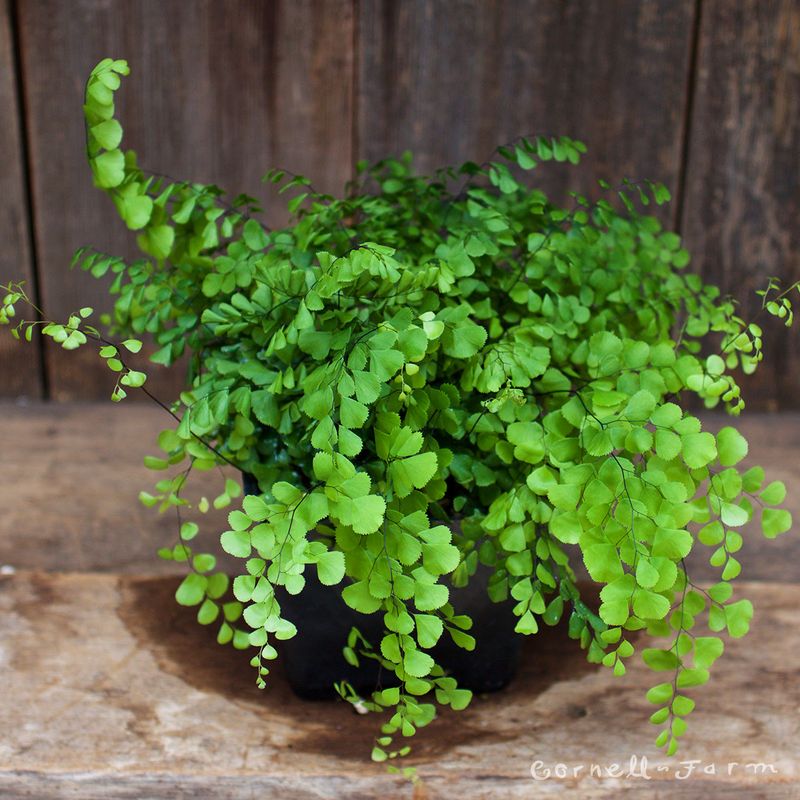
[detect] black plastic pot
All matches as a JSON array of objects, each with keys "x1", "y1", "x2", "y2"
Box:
[{"x1": 242, "y1": 473, "x2": 521, "y2": 699}]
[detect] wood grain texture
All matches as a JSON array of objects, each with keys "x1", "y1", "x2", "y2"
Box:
[
  {"x1": 0, "y1": 0, "x2": 41, "y2": 398},
  {"x1": 357, "y1": 0, "x2": 695, "y2": 223},
  {"x1": 7, "y1": 0, "x2": 800, "y2": 412},
  {"x1": 681, "y1": 0, "x2": 800, "y2": 410},
  {"x1": 0, "y1": 402, "x2": 233, "y2": 574},
  {"x1": 1, "y1": 402, "x2": 799, "y2": 580},
  {"x1": 16, "y1": 0, "x2": 354, "y2": 401},
  {"x1": 0, "y1": 572, "x2": 797, "y2": 797}
]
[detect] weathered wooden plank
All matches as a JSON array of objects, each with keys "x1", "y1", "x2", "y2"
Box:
[
  {"x1": 0, "y1": 0, "x2": 41, "y2": 398},
  {"x1": 0, "y1": 401, "x2": 229, "y2": 574},
  {"x1": 0, "y1": 772, "x2": 791, "y2": 800},
  {"x1": 357, "y1": 0, "x2": 695, "y2": 223},
  {"x1": 17, "y1": 0, "x2": 354, "y2": 401},
  {"x1": 0, "y1": 572, "x2": 797, "y2": 797},
  {"x1": 680, "y1": 0, "x2": 800, "y2": 410},
  {"x1": 3, "y1": 402, "x2": 799, "y2": 581}
]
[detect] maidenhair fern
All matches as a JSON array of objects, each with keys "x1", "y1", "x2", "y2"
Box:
[{"x1": 2, "y1": 58, "x2": 797, "y2": 763}]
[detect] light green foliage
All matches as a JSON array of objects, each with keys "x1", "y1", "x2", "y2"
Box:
[
  {"x1": 2, "y1": 58, "x2": 798, "y2": 765},
  {"x1": 1, "y1": 280, "x2": 145, "y2": 402}
]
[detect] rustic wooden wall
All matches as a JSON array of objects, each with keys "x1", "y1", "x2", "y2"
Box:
[
  {"x1": 14, "y1": 0, "x2": 354, "y2": 400},
  {"x1": 681, "y1": 0, "x2": 800, "y2": 410},
  {"x1": 357, "y1": 0, "x2": 695, "y2": 223},
  {"x1": 0, "y1": 0, "x2": 41, "y2": 397},
  {"x1": 0, "y1": 0, "x2": 798, "y2": 408}
]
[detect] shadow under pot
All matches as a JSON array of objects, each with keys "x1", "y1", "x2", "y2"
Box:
[{"x1": 243, "y1": 472, "x2": 521, "y2": 700}]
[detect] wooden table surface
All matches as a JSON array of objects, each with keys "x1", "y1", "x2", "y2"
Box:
[{"x1": 1, "y1": 402, "x2": 799, "y2": 798}]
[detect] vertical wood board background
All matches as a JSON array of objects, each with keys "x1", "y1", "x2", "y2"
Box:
[
  {"x1": 0, "y1": 0, "x2": 40, "y2": 397},
  {"x1": 357, "y1": 0, "x2": 695, "y2": 222},
  {"x1": 0, "y1": 0, "x2": 798, "y2": 409},
  {"x1": 15, "y1": 0, "x2": 354, "y2": 400},
  {"x1": 681, "y1": 0, "x2": 800, "y2": 409}
]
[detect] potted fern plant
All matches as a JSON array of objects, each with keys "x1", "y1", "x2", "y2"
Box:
[{"x1": 1, "y1": 58, "x2": 796, "y2": 764}]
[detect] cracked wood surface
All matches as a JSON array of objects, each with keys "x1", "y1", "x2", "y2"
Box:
[{"x1": 0, "y1": 573, "x2": 798, "y2": 798}]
